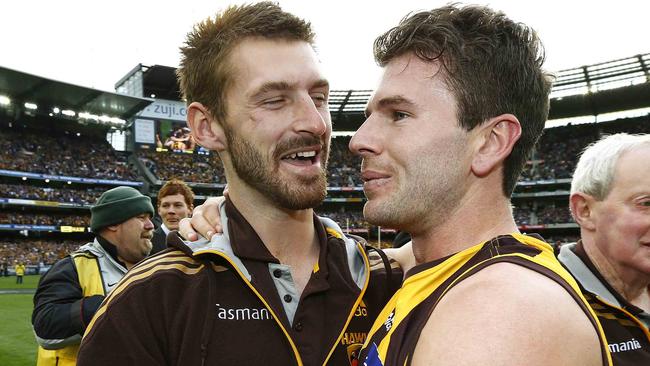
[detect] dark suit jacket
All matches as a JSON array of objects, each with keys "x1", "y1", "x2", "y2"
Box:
[{"x1": 150, "y1": 227, "x2": 167, "y2": 255}]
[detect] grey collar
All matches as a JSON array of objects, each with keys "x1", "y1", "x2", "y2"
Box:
[{"x1": 558, "y1": 243, "x2": 621, "y2": 307}]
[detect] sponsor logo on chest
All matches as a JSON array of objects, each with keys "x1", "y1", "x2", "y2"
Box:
[
  {"x1": 608, "y1": 338, "x2": 643, "y2": 353},
  {"x1": 215, "y1": 303, "x2": 274, "y2": 321}
]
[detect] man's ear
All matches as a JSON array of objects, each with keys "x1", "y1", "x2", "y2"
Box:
[
  {"x1": 569, "y1": 193, "x2": 597, "y2": 231},
  {"x1": 186, "y1": 102, "x2": 227, "y2": 151},
  {"x1": 471, "y1": 114, "x2": 521, "y2": 177},
  {"x1": 104, "y1": 224, "x2": 120, "y2": 232}
]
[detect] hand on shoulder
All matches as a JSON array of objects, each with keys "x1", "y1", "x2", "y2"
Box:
[{"x1": 383, "y1": 241, "x2": 415, "y2": 274}]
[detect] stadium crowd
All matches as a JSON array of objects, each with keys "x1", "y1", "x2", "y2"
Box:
[
  {"x1": 0, "y1": 128, "x2": 139, "y2": 181},
  {"x1": 320, "y1": 204, "x2": 573, "y2": 231},
  {"x1": 139, "y1": 137, "x2": 364, "y2": 186},
  {"x1": 135, "y1": 116, "x2": 650, "y2": 186},
  {"x1": 520, "y1": 115, "x2": 650, "y2": 181},
  {"x1": 0, "y1": 183, "x2": 103, "y2": 205},
  {"x1": 0, "y1": 212, "x2": 89, "y2": 227},
  {"x1": 327, "y1": 137, "x2": 362, "y2": 187},
  {"x1": 0, "y1": 206, "x2": 575, "y2": 230},
  {"x1": 318, "y1": 210, "x2": 367, "y2": 229},
  {"x1": 536, "y1": 204, "x2": 574, "y2": 225},
  {"x1": 0, "y1": 239, "x2": 83, "y2": 266},
  {"x1": 1, "y1": 115, "x2": 648, "y2": 271},
  {"x1": 138, "y1": 150, "x2": 226, "y2": 184}
]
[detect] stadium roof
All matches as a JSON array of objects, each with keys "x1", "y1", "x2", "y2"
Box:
[
  {"x1": 549, "y1": 53, "x2": 650, "y2": 119},
  {"x1": 115, "y1": 53, "x2": 650, "y2": 130},
  {"x1": 0, "y1": 66, "x2": 152, "y2": 119},
  {"x1": 115, "y1": 64, "x2": 182, "y2": 101},
  {"x1": 330, "y1": 53, "x2": 650, "y2": 130},
  {"x1": 142, "y1": 65, "x2": 182, "y2": 101}
]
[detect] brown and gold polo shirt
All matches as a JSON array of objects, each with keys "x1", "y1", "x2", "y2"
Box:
[{"x1": 78, "y1": 198, "x2": 401, "y2": 366}]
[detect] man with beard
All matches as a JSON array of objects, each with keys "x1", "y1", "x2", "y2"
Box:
[
  {"x1": 33, "y1": 186, "x2": 154, "y2": 366},
  {"x1": 77, "y1": 3, "x2": 401, "y2": 366}
]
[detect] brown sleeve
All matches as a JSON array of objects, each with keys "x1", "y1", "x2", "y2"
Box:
[{"x1": 77, "y1": 278, "x2": 169, "y2": 365}]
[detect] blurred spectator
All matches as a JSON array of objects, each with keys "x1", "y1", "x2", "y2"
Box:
[
  {"x1": 544, "y1": 235, "x2": 581, "y2": 250},
  {"x1": 513, "y1": 204, "x2": 532, "y2": 225},
  {"x1": 327, "y1": 136, "x2": 362, "y2": 187},
  {"x1": 15, "y1": 261, "x2": 26, "y2": 284},
  {"x1": 318, "y1": 210, "x2": 368, "y2": 230},
  {"x1": 536, "y1": 205, "x2": 574, "y2": 224}
]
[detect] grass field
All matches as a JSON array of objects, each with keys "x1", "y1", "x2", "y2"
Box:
[
  {"x1": 0, "y1": 275, "x2": 40, "y2": 290},
  {"x1": 0, "y1": 275, "x2": 39, "y2": 366}
]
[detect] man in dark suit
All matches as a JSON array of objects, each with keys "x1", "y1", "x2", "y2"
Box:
[{"x1": 151, "y1": 179, "x2": 194, "y2": 254}]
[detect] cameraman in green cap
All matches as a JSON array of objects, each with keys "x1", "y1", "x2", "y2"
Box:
[{"x1": 32, "y1": 186, "x2": 154, "y2": 366}]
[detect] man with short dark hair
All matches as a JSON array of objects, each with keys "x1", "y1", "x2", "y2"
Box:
[
  {"x1": 151, "y1": 178, "x2": 194, "y2": 254},
  {"x1": 559, "y1": 133, "x2": 650, "y2": 365},
  {"x1": 33, "y1": 186, "x2": 154, "y2": 366},
  {"x1": 351, "y1": 5, "x2": 611, "y2": 365}
]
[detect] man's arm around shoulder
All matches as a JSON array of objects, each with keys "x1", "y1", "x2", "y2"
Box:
[{"x1": 411, "y1": 262, "x2": 603, "y2": 366}]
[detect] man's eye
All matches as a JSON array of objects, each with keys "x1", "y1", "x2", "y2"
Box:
[
  {"x1": 264, "y1": 98, "x2": 285, "y2": 107},
  {"x1": 393, "y1": 111, "x2": 409, "y2": 121},
  {"x1": 311, "y1": 94, "x2": 328, "y2": 107}
]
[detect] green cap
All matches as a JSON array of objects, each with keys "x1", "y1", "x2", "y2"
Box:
[{"x1": 90, "y1": 186, "x2": 154, "y2": 232}]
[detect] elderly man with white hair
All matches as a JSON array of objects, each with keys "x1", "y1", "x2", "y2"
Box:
[{"x1": 559, "y1": 133, "x2": 650, "y2": 365}]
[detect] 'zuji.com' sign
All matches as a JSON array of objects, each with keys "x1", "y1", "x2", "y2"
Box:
[{"x1": 137, "y1": 99, "x2": 187, "y2": 122}]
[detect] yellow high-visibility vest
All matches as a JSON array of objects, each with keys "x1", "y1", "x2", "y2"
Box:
[{"x1": 36, "y1": 253, "x2": 105, "y2": 366}]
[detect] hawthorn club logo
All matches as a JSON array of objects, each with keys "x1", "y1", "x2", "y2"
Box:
[{"x1": 347, "y1": 344, "x2": 362, "y2": 366}]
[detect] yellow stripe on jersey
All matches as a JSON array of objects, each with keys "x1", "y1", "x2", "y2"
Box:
[
  {"x1": 364, "y1": 239, "x2": 487, "y2": 360},
  {"x1": 361, "y1": 233, "x2": 613, "y2": 366}
]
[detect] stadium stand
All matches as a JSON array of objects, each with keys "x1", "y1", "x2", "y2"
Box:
[
  {"x1": 137, "y1": 136, "x2": 362, "y2": 186},
  {"x1": 0, "y1": 211, "x2": 89, "y2": 227},
  {"x1": 0, "y1": 238, "x2": 85, "y2": 265},
  {"x1": 327, "y1": 136, "x2": 362, "y2": 187},
  {"x1": 0, "y1": 126, "x2": 139, "y2": 181},
  {"x1": 522, "y1": 115, "x2": 650, "y2": 181},
  {"x1": 2, "y1": 114, "x2": 649, "y2": 257},
  {"x1": 1, "y1": 53, "x2": 649, "y2": 262},
  {"x1": 0, "y1": 238, "x2": 83, "y2": 266},
  {"x1": 0, "y1": 183, "x2": 103, "y2": 205},
  {"x1": 138, "y1": 149, "x2": 225, "y2": 184}
]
